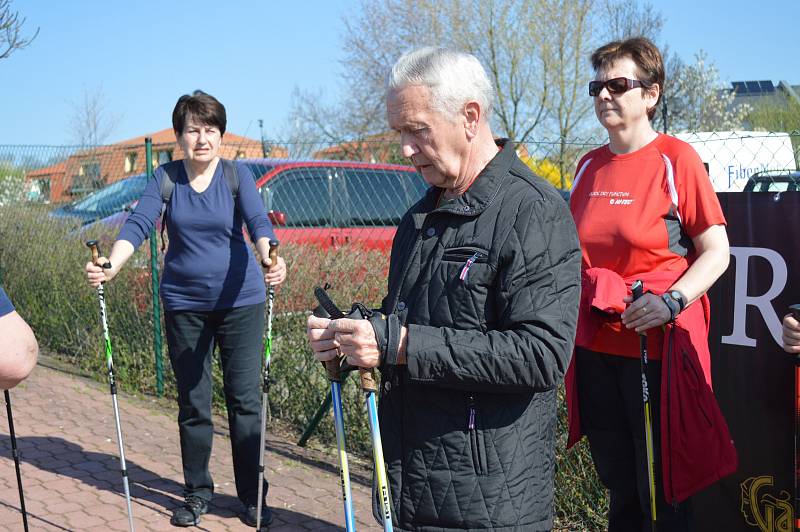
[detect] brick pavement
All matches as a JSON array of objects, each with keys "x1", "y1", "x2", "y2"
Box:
[{"x1": 0, "y1": 363, "x2": 381, "y2": 531}]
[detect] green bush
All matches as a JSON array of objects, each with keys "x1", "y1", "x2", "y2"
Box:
[{"x1": 0, "y1": 204, "x2": 607, "y2": 529}]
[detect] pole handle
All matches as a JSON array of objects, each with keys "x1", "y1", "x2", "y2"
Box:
[
  {"x1": 790, "y1": 304, "x2": 800, "y2": 320},
  {"x1": 359, "y1": 367, "x2": 378, "y2": 392},
  {"x1": 263, "y1": 239, "x2": 279, "y2": 269},
  {"x1": 86, "y1": 240, "x2": 111, "y2": 269},
  {"x1": 631, "y1": 280, "x2": 644, "y2": 301},
  {"x1": 325, "y1": 359, "x2": 341, "y2": 382}
]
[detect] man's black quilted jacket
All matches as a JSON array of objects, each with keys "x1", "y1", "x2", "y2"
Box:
[{"x1": 374, "y1": 140, "x2": 582, "y2": 531}]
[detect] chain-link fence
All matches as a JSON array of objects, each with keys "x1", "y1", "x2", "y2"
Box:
[{"x1": 0, "y1": 130, "x2": 797, "y2": 530}]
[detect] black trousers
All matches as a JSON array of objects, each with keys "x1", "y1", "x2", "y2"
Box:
[
  {"x1": 576, "y1": 348, "x2": 691, "y2": 532},
  {"x1": 165, "y1": 302, "x2": 267, "y2": 505}
]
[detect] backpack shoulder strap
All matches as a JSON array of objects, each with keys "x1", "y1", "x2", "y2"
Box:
[
  {"x1": 220, "y1": 159, "x2": 240, "y2": 201},
  {"x1": 158, "y1": 161, "x2": 184, "y2": 254},
  {"x1": 159, "y1": 160, "x2": 183, "y2": 205}
]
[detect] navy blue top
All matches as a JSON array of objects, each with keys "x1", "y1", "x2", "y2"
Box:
[
  {"x1": 0, "y1": 287, "x2": 14, "y2": 317},
  {"x1": 118, "y1": 160, "x2": 276, "y2": 311}
]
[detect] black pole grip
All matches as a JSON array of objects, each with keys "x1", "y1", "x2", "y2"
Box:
[
  {"x1": 790, "y1": 304, "x2": 800, "y2": 321},
  {"x1": 632, "y1": 280, "x2": 644, "y2": 301}
]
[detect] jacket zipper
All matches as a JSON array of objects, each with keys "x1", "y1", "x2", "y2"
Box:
[
  {"x1": 468, "y1": 395, "x2": 483, "y2": 475},
  {"x1": 459, "y1": 252, "x2": 483, "y2": 282},
  {"x1": 442, "y1": 248, "x2": 488, "y2": 262}
]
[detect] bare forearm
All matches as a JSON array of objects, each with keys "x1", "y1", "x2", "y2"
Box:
[
  {"x1": 671, "y1": 225, "x2": 729, "y2": 305},
  {"x1": 0, "y1": 312, "x2": 38, "y2": 390},
  {"x1": 107, "y1": 240, "x2": 136, "y2": 275}
]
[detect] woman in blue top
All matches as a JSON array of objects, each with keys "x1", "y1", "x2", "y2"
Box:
[{"x1": 84, "y1": 91, "x2": 286, "y2": 528}]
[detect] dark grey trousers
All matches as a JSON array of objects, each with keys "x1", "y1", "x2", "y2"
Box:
[
  {"x1": 165, "y1": 302, "x2": 267, "y2": 505},
  {"x1": 576, "y1": 347, "x2": 691, "y2": 532}
]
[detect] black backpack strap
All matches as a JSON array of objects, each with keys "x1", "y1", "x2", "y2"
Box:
[
  {"x1": 220, "y1": 159, "x2": 240, "y2": 202},
  {"x1": 159, "y1": 161, "x2": 183, "y2": 253}
]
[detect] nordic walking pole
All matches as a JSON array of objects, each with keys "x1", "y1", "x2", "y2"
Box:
[
  {"x1": 313, "y1": 286, "x2": 356, "y2": 532},
  {"x1": 632, "y1": 280, "x2": 657, "y2": 532},
  {"x1": 86, "y1": 240, "x2": 135, "y2": 532},
  {"x1": 790, "y1": 303, "x2": 800, "y2": 532},
  {"x1": 360, "y1": 367, "x2": 393, "y2": 531},
  {"x1": 255, "y1": 239, "x2": 279, "y2": 531},
  {"x1": 4, "y1": 390, "x2": 28, "y2": 531}
]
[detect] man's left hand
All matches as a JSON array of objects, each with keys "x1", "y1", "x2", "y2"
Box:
[{"x1": 328, "y1": 318, "x2": 381, "y2": 368}]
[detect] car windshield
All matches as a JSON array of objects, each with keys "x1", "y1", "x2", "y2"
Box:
[
  {"x1": 67, "y1": 173, "x2": 148, "y2": 215},
  {"x1": 243, "y1": 162, "x2": 275, "y2": 181}
]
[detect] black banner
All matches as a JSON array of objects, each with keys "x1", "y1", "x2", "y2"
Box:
[{"x1": 694, "y1": 192, "x2": 800, "y2": 531}]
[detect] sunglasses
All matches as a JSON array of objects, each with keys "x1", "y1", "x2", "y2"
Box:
[{"x1": 588, "y1": 77, "x2": 647, "y2": 97}]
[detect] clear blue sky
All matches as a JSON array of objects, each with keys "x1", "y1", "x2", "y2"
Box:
[{"x1": 1, "y1": 0, "x2": 797, "y2": 146}]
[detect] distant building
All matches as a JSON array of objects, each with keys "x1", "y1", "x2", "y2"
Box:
[
  {"x1": 729, "y1": 80, "x2": 800, "y2": 108},
  {"x1": 26, "y1": 128, "x2": 286, "y2": 203}
]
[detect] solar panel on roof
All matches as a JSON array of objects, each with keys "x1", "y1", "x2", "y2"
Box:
[
  {"x1": 759, "y1": 80, "x2": 775, "y2": 92},
  {"x1": 732, "y1": 81, "x2": 747, "y2": 93},
  {"x1": 745, "y1": 81, "x2": 761, "y2": 93}
]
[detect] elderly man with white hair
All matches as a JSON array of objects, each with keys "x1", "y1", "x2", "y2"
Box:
[{"x1": 307, "y1": 47, "x2": 581, "y2": 531}]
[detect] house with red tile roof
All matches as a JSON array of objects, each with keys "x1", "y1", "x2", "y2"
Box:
[{"x1": 27, "y1": 128, "x2": 283, "y2": 203}]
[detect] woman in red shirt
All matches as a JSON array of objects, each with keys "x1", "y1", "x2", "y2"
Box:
[{"x1": 568, "y1": 37, "x2": 733, "y2": 531}]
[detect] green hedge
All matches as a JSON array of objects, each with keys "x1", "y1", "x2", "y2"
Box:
[{"x1": 0, "y1": 204, "x2": 607, "y2": 530}]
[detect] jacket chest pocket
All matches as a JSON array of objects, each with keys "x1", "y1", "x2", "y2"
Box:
[{"x1": 435, "y1": 246, "x2": 494, "y2": 328}]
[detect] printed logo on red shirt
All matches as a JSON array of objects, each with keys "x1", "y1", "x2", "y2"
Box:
[{"x1": 588, "y1": 191, "x2": 635, "y2": 205}]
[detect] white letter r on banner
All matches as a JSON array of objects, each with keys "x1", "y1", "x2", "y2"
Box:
[{"x1": 721, "y1": 246, "x2": 787, "y2": 348}]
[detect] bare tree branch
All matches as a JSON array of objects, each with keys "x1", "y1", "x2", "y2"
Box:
[
  {"x1": 68, "y1": 86, "x2": 121, "y2": 147},
  {"x1": 0, "y1": 0, "x2": 38, "y2": 60}
]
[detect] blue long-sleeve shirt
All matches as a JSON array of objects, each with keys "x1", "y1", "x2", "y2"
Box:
[
  {"x1": 118, "y1": 160, "x2": 276, "y2": 311},
  {"x1": 0, "y1": 287, "x2": 14, "y2": 317}
]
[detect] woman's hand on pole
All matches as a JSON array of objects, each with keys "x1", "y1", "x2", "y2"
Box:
[
  {"x1": 621, "y1": 291, "x2": 671, "y2": 333},
  {"x1": 261, "y1": 255, "x2": 286, "y2": 287},
  {"x1": 84, "y1": 239, "x2": 135, "y2": 288},
  {"x1": 85, "y1": 258, "x2": 116, "y2": 287}
]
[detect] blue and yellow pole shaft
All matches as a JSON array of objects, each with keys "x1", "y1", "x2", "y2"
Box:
[
  {"x1": 360, "y1": 368, "x2": 393, "y2": 531},
  {"x1": 328, "y1": 361, "x2": 356, "y2": 532}
]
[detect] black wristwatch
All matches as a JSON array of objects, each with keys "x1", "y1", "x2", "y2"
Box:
[{"x1": 660, "y1": 290, "x2": 686, "y2": 321}]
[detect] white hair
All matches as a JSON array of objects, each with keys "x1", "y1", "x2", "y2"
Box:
[{"x1": 387, "y1": 47, "x2": 494, "y2": 120}]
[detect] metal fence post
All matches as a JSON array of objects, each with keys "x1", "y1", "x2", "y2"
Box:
[{"x1": 146, "y1": 138, "x2": 164, "y2": 396}]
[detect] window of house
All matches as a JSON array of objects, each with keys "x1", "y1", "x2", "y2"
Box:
[
  {"x1": 124, "y1": 152, "x2": 137, "y2": 173},
  {"x1": 156, "y1": 149, "x2": 173, "y2": 166}
]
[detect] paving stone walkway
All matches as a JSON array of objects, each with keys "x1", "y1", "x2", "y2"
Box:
[{"x1": 0, "y1": 362, "x2": 380, "y2": 531}]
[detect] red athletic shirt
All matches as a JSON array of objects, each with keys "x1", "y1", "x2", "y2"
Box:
[{"x1": 569, "y1": 133, "x2": 726, "y2": 359}]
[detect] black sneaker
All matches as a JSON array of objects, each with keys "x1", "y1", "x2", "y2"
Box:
[
  {"x1": 170, "y1": 496, "x2": 209, "y2": 527},
  {"x1": 240, "y1": 503, "x2": 273, "y2": 529}
]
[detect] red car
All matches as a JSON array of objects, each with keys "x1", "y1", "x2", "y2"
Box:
[
  {"x1": 248, "y1": 159, "x2": 427, "y2": 252},
  {"x1": 79, "y1": 159, "x2": 428, "y2": 252}
]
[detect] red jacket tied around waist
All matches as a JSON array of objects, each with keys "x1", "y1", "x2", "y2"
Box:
[{"x1": 566, "y1": 267, "x2": 737, "y2": 503}]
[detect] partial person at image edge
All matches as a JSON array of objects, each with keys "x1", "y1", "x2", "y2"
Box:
[{"x1": 0, "y1": 286, "x2": 38, "y2": 390}]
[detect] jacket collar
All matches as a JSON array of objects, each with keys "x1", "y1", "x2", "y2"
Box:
[{"x1": 418, "y1": 138, "x2": 516, "y2": 218}]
